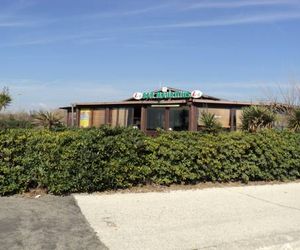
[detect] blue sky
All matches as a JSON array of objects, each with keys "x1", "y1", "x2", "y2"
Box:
[{"x1": 1, "y1": 0, "x2": 300, "y2": 111}]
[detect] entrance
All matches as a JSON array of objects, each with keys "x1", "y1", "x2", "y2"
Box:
[{"x1": 146, "y1": 106, "x2": 189, "y2": 132}]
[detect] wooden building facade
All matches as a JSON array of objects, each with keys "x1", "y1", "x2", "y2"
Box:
[{"x1": 61, "y1": 87, "x2": 255, "y2": 134}]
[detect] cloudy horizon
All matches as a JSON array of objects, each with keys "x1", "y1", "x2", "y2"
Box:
[{"x1": 1, "y1": 0, "x2": 300, "y2": 111}]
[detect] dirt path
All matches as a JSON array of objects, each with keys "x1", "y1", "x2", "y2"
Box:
[{"x1": 0, "y1": 195, "x2": 107, "y2": 250}]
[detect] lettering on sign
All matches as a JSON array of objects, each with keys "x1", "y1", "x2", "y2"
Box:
[{"x1": 133, "y1": 90, "x2": 203, "y2": 100}]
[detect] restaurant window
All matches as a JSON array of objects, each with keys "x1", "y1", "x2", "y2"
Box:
[
  {"x1": 169, "y1": 107, "x2": 189, "y2": 131},
  {"x1": 111, "y1": 108, "x2": 134, "y2": 127},
  {"x1": 92, "y1": 108, "x2": 106, "y2": 128},
  {"x1": 133, "y1": 107, "x2": 141, "y2": 129},
  {"x1": 119, "y1": 108, "x2": 134, "y2": 127},
  {"x1": 147, "y1": 107, "x2": 165, "y2": 130}
]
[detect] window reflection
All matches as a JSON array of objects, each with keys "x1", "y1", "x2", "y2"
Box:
[
  {"x1": 147, "y1": 108, "x2": 165, "y2": 130},
  {"x1": 169, "y1": 108, "x2": 189, "y2": 131}
]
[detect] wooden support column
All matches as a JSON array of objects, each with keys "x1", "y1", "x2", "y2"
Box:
[
  {"x1": 66, "y1": 111, "x2": 70, "y2": 127},
  {"x1": 116, "y1": 108, "x2": 119, "y2": 126},
  {"x1": 90, "y1": 109, "x2": 94, "y2": 128},
  {"x1": 76, "y1": 108, "x2": 80, "y2": 127},
  {"x1": 71, "y1": 104, "x2": 75, "y2": 127},
  {"x1": 105, "y1": 108, "x2": 110, "y2": 125},
  {"x1": 230, "y1": 109, "x2": 236, "y2": 131},
  {"x1": 189, "y1": 104, "x2": 197, "y2": 131},
  {"x1": 141, "y1": 106, "x2": 147, "y2": 133}
]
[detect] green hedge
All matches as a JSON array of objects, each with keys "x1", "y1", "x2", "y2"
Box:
[{"x1": 1, "y1": 127, "x2": 300, "y2": 195}]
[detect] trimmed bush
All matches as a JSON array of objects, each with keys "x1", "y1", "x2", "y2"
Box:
[
  {"x1": 0, "y1": 127, "x2": 300, "y2": 195},
  {"x1": 145, "y1": 131, "x2": 300, "y2": 184}
]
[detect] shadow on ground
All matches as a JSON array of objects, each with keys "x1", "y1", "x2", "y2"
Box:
[{"x1": 0, "y1": 195, "x2": 108, "y2": 250}]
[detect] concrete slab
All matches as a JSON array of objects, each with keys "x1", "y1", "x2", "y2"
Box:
[{"x1": 74, "y1": 183, "x2": 300, "y2": 250}]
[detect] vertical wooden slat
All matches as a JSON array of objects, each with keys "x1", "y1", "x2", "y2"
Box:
[
  {"x1": 116, "y1": 108, "x2": 119, "y2": 126},
  {"x1": 93, "y1": 109, "x2": 106, "y2": 127}
]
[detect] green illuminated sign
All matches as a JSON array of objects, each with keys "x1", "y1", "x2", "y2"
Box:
[
  {"x1": 142, "y1": 91, "x2": 191, "y2": 99},
  {"x1": 132, "y1": 89, "x2": 203, "y2": 100}
]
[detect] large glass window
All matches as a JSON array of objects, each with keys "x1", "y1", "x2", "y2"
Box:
[
  {"x1": 169, "y1": 107, "x2": 189, "y2": 131},
  {"x1": 147, "y1": 108, "x2": 165, "y2": 130}
]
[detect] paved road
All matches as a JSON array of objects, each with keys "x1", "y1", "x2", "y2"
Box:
[
  {"x1": 0, "y1": 195, "x2": 107, "y2": 250},
  {"x1": 74, "y1": 183, "x2": 300, "y2": 250}
]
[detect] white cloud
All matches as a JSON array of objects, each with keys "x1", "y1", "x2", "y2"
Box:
[
  {"x1": 0, "y1": 33, "x2": 111, "y2": 47},
  {"x1": 184, "y1": 0, "x2": 299, "y2": 10},
  {"x1": 145, "y1": 11, "x2": 300, "y2": 29},
  {"x1": 0, "y1": 20, "x2": 33, "y2": 27},
  {"x1": 83, "y1": 3, "x2": 173, "y2": 19}
]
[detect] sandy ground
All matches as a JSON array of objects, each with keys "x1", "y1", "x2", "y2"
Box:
[
  {"x1": 0, "y1": 195, "x2": 107, "y2": 250},
  {"x1": 74, "y1": 183, "x2": 300, "y2": 250}
]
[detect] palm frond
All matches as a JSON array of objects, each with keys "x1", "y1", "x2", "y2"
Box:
[
  {"x1": 288, "y1": 108, "x2": 300, "y2": 132},
  {"x1": 241, "y1": 106, "x2": 276, "y2": 132},
  {"x1": 0, "y1": 87, "x2": 12, "y2": 111}
]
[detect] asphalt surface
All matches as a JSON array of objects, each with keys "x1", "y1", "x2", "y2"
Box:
[
  {"x1": 0, "y1": 195, "x2": 107, "y2": 250},
  {"x1": 74, "y1": 183, "x2": 300, "y2": 250}
]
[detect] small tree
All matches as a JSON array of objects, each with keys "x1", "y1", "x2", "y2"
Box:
[
  {"x1": 241, "y1": 106, "x2": 276, "y2": 132},
  {"x1": 262, "y1": 80, "x2": 300, "y2": 129},
  {"x1": 32, "y1": 110, "x2": 63, "y2": 129},
  {"x1": 288, "y1": 108, "x2": 300, "y2": 132},
  {"x1": 199, "y1": 111, "x2": 222, "y2": 133},
  {"x1": 0, "y1": 87, "x2": 12, "y2": 111}
]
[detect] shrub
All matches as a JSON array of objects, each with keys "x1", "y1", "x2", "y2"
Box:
[
  {"x1": 32, "y1": 110, "x2": 64, "y2": 129},
  {"x1": 241, "y1": 106, "x2": 276, "y2": 132},
  {"x1": 0, "y1": 117, "x2": 33, "y2": 129},
  {"x1": 144, "y1": 130, "x2": 300, "y2": 184},
  {"x1": 199, "y1": 111, "x2": 222, "y2": 133},
  {"x1": 0, "y1": 128, "x2": 300, "y2": 195},
  {"x1": 288, "y1": 108, "x2": 300, "y2": 132}
]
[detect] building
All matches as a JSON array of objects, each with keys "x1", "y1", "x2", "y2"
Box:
[{"x1": 61, "y1": 87, "x2": 255, "y2": 134}]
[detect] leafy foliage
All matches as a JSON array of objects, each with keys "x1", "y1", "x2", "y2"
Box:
[
  {"x1": 199, "y1": 111, "x2": 222, "y2": 133},
  {"x1": 0, "y1": 87, "x2": 12, "y2": 111},
  {"x1": 241, "y1": 106, "x2": 276, "y2": 132},
  {"x1": 0, "y1": 114, "x2": 33, "y2": 129},
  {"x1": 288, "y1": 108, "x2": 300, "y2": 132},
  {"x1": 0, "y1": 127, "x2": 300, "y2": 195},
  {"x1": 32, "y1": 110, "x2": 63, "y2": 129}
]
